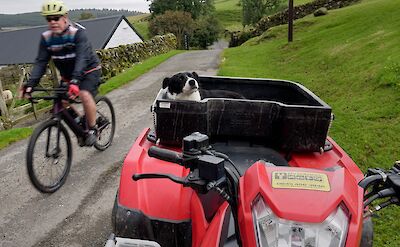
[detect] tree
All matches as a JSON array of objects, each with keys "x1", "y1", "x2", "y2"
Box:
[
  {"x1": 79, "y1": 12, "x2": 94, "y2": 20},
  {"x1": 147, "y1": 0, "x2": 176, "y2": 16},
  {"x1": 190, "y1": 14, "x2": 222, "y2": 48},
  {"x1": 149, "y1": 10, "x2": 194, "y2": 49},
  {"x1": 242, "y1": 0, "x2": 281, "y2": 25},
  {"x1": 147, "y1": 0, "x2": 215, "y2": 19}
]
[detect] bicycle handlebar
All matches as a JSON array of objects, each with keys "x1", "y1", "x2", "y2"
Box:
[
  {"x1": 32, "y1": 87, "x2": 68, "y2": 93},
  {"x1": 29, "y1": 87, "x2": 81, "y2": 104}
]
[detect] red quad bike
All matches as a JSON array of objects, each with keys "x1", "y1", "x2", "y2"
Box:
[{"x1": 106, "y1": 76, "x2": 399, "y2": 247}]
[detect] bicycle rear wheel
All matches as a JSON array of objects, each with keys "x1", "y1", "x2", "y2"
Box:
[
  {"x1": 94, "y1": 96, "x2": 116, "y2": 151},
  {"x1": 27, "y1": 119, "x2": 72, "y2": 193}
]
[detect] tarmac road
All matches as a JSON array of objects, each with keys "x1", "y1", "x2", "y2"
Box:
[{"x1": 0, "y1": 42, "x2": 227, "y2": 247}]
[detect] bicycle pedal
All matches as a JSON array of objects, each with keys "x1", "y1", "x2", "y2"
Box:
[
  {"x1": 85, "y1": 129, "x2": 98, "y2": 146},
  {"x1": 78, "y1": 137, "x2": 85, "y2": 147}
]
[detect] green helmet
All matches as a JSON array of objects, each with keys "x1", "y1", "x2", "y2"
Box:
[{"x1": 41, "y1": 0, "x2": 68, "y2": 16}]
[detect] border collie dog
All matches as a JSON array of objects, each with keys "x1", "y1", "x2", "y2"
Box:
[{"x1": 162, "y1": 72, "x2": 245, "y2": 101}]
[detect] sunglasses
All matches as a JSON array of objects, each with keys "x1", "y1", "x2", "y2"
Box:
[{"x1": 46, "y1": 15, "x2": 63, "y2": 22}]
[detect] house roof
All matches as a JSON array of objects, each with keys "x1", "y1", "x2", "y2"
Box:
[{"x1": 0, "y1": 15, "x2": 143, "y2": 66}]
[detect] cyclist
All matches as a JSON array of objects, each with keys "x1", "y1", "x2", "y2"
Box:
[{"x1": 21, "y1": 0, "x2": 101, "y2": 146}]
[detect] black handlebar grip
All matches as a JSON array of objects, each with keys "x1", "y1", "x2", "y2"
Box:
[
  {"x1": 359, "y1": 174, "x2": 383, "y2": 189},
  {"x1": 148, "y1": 146, "x2": 183, "y2": 164}
]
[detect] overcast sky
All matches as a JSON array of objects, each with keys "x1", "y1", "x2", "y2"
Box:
[{"x1": 0, "y1": 0, "x2": 150, "y2": 14}]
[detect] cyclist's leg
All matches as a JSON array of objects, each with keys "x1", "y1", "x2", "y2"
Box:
[
  {"x1": 79, "y1": 70, "x2": 101, "y2": 146},
  {"x1": 80, "y1": 90, "x2": 96, "y2": 127}
]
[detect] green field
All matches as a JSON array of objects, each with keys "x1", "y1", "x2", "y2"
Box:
[
  {"x1": 215, "y1": 0, "x2": 243, "y2": 30},
  {"x1": 127, "y1": 13, "x2": 151, "y2": 40},
  {"x1": 215, "y1": 0, "x2": 315, "y2": 31},
  {"x1": 219, "y1": 0, "x2": 400, "y2": 245},
  {"x1": 294, "y1": 0, "x2": 316, "y2": 5}
]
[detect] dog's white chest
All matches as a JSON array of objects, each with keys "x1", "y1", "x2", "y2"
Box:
[{"x1": 174, "y1": 91, "x2": 201, "y2": 101}]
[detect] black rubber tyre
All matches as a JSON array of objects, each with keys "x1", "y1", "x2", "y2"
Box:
[
  {"x1": 27, "y1": 119, "x2": 72, "y2": 193},
  {"x1": 111, "y1": 190, "x2": 118, "y2": 232},
  {"x1": 94, "y1": 96, "x2": 116, "y2": 151},
  {"x1": 360, "y1": 217, "x2": 374, "y2": 247}
]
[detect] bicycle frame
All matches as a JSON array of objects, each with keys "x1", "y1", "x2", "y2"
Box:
[{"x1": 31, "y1": 87, "x2": 88, "y2": 147}]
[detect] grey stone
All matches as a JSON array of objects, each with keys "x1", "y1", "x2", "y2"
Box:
[{"x1": 314, "y1": 7, "x2": 329, "y2": 16}]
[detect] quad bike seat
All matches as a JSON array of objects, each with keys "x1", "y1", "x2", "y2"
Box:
[{"x1": 212, "y1": 141, "x2": 289, "y2": 176}]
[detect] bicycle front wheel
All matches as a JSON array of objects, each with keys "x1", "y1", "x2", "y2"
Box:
[
  {"x1": 94, "y1": 96, "x2": 116, "y2": 151},
  {"x1": 27, "y1": 119, "x2": 72, "y2": 193}
]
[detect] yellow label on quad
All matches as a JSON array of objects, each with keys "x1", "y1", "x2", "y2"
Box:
[{"x1": 271, "y1": 171, "x2": 330, "y2": 192}]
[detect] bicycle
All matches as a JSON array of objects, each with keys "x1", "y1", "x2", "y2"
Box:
[{"x1": 26, "y1": 86, "x2": 116, "y2": 193}]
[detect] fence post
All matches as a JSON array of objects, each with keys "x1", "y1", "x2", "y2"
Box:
[
  {"x1": 288, "y1": 0, "x2": 294, "y2": 42},
  {"x1": 0, "y1": 78, "x2": 12, "y2": 129},
  {"x1": 9, "y1": 66, "x2": 27, "y2": 115},
  {"x1": 49, "y1": 60, "x2": 60, "y2": 87}
]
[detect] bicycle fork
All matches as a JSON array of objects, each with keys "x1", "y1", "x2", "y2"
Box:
[{"x1": 45, "y1": 121, "x2": 62, "y2": 159}]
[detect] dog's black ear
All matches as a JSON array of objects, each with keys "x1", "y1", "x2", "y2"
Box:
[
  {"x1": 162, "y1": 77, "x2": 170, "y2": 89},
  {"x1": 192, "y1": 72, "x2": 199, "y2": 80}
]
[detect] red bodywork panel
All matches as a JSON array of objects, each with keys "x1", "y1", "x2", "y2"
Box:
[
  {"x1": 119, "y1": 128, "x2": 193, "y2": 221},
  {"x1": 119, "y1": 129, "x2": 364, "y2": 247},
  {"x1": 119, "y1": 128, "x2": 228, "y2": 246}
]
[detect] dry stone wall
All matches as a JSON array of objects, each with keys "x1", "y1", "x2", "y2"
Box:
[
  {"x1": 229, "y1": 0, "x2": 360, "y2": 47},
  {"x1": 96, "y1": 34, "x2": 177, "y2": 80},
  {"x1": 0, "y1": 34, "x2": 177, "y2": 87}
]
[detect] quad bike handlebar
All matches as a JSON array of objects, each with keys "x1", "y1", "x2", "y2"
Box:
[
  {"x1": 134, "y1": 132, "x2": 237, "y2": 201},
  {"x1": 134, "y1": 144, "x2": 231, "y2": 196},
  {"x1": 359, "y1": 162, "x2": 400, "y2": 217},
  {"x1": 148, "y1": 146, "x2": 183, "y2": 165}
]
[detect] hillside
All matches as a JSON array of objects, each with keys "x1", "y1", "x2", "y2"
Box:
[
  {"x1": 127, "y1": 13, "x2": 151, "y2": 40},
  {"x1": 218, "y1": 0, "x2": 400, "y2": 245},
  {"x1": 214, "y1": 0, "x2": 315, "y2": 31},
  {"x1": 214, "y1": 0, "x2": 242, "y2": 30},
  {"x1": 0, "y1": 9, "x2": 142, "y2": 28}
]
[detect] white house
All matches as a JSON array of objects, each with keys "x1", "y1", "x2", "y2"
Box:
[{"x1": 0, "y1": 15, "x2": 144, "y2": 65}]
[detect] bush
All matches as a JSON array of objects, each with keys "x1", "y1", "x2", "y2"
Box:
[
  {"x1": 149, "y1": 11, "x2": 194, "y2": 49},
  {"x1": 190, "y1": 15, "x2": 222, "y2": 49},
  {"x1": 243, "y1": 0, "x2": 281, "y2": 26}
]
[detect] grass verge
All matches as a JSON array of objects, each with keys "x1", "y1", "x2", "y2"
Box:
[
  {"x1": 218, "y1": 0, "x2": 400, "y2": 245},
  {"x1": 0, "y1": 127, "x2": 33, "y2": 149}
]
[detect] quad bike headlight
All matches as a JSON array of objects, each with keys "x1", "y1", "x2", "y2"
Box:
[{"x1": 252, "y1": 196, "x2": 349, "y2": 247}]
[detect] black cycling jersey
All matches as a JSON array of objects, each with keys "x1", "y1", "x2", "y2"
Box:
[{"x1": 27, "y1": 25, "x2": 100, "y2": 87}]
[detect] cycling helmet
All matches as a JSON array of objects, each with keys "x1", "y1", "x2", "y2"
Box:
[{"x1": 41, "y1": 0, "x2": 68, "y2": 16}]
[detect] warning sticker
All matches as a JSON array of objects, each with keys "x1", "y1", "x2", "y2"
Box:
[
  {"x1": 159, "y1": 102, "x2": 171, "y2": 109},
  {"x1": 271, "y1": 171, "x2": 330, "y2": 192}
]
